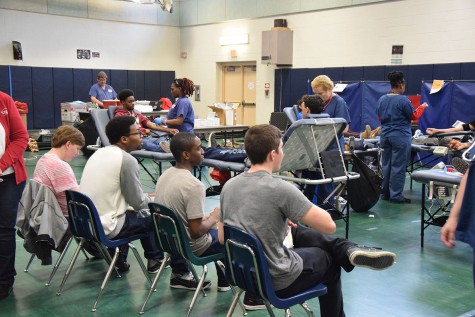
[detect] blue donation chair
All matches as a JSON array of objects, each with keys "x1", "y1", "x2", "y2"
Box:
[
  {"x1": 140, "y1": 203, "x2": 243, "y2": 316},
  {"x1": 223, "y1": 225, "x2": 328, "y2": 317},
  {"x1": 56, "y1": 190, "x2": 152, "y2": 312}
]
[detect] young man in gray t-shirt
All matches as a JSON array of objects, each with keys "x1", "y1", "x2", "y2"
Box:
[{"x1": 218, "y1": 124, "x2": 396, "y2": 317}]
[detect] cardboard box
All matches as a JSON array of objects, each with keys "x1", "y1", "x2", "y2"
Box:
[
  {"x1": 61, "y1": 102, "x2": 88, "y2": 122},
  {"x1": 208, "y1": 106, "x2": 236, "y2": 126}
]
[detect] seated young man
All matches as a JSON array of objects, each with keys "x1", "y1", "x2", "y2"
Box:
[
  {"x1": 114, "y1": 89, "x2": 178, "y2": 152},
  {"x1": 218, "y1": 124, "x2": 396, "y2": 317},
  {"x1": 80, "y1": 116, "x2": 208, "y2": 289},
  {"x1": 153, "y1": 132, "x2": 230, "y2": 292}
]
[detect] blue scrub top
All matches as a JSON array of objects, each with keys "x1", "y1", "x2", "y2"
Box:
[
  {"x1": 88, "y1": 83, "x2": 117, "y2": 101},
  {"x1": 323, "y1": 94, "x2": 350, "y2": 152},
  {"x1": 167, "y1": 96, "x2": 195, "y2": 133},
  {"x1": 376, "y1": 94, "x2": 414, "y2": 138}
]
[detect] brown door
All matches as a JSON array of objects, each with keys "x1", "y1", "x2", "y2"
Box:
[{"x1": 221, "y1": 63, "x2": 256, "y2": 125}]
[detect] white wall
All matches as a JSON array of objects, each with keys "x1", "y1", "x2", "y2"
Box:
[
  {"x1": 1, "y1": 0, "x2": 475, "y2": 124},
  {"x1": 0, "y1": 9, "x2": 182, "y2": 70},
  {"x1": 181, "y1": 0, "x2": 475, "y2": 123}
]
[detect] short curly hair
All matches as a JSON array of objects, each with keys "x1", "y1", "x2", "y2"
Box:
[{"x1": 311, "y1": 75, "x2": 334, "y2": 92}]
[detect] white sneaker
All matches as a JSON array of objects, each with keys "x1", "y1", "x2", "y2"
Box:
[{"x1": 159, "y1": 141, "x2": 171, "y2": 153}]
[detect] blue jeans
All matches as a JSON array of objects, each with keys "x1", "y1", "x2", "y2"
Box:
[
  {"x1": 141, "y1": 136, "x2": 167, "y2": 152},
  {"x1": 200, "y1": 229, "x2": 226, "y2": 283},
  {"x1": 113, "y1": 210, "x2": 188, "y2": 275},
  {"x1": 0, "y1": 174, "x2": 26, "y2": 287}
]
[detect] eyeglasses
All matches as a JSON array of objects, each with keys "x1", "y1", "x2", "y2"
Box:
[{"x1": 126, "y1": 131, "x2": 143, "y2": 137}]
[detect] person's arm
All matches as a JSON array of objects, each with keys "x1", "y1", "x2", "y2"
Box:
[
  {"x1": 410, "y1": 102, "x2": 428, "y2": 121},
  {"x1": 426, "y1": 125, "x2": 463, "y2": 135},
  {"x1": 441, "y1": 171, "x2": 468, "y2": 248},
  {"x1": 120, "y1": 153, "x2": 151, "y2": 211},
  {"x1": 90, "y1": 96, "x2": 103, "y2": 107},
  {"x1": 0, "y1": 95, "x2": 29, "y2": 174},
  {"x1": 164, "y1": 116, "x2": 184, "y2": 127},
  {"x1": 188, "y1": 207, "x2": 219, "y2": 239},
  {"x1": 144, "y1": 120, "x2": 179, "y2": 135},
  {"x1": 300, "y1": 205, "x2": 336, "y2": 235}
]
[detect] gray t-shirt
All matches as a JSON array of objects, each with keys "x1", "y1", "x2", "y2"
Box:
[
  {"x1": 219, "y1": 170, "x2": 313, "y2": 290},
  {"x1": 154, "y1": 167, "x2": 211, "y2": 256}
]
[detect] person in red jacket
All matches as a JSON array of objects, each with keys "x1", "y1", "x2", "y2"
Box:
[{"x1": 0, "y1": 91, "x2": 29, "y2": 301}]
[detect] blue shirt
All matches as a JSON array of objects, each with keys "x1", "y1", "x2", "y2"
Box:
[
  {"x1": 376, "y1": 94, "x2": 414, "y2": 138},
  {"x1": 324, "y1": 94, "x2": 350, "y2": 151},
  {"x1": 167, "y1": 97, "x2": 195, "y2": 133},
  {"x1": 88, "y1": 84, "x2": 117, "y2": 101}
]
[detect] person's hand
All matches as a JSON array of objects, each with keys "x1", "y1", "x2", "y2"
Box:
[
  {"x1": 154, "y1": 117, "x2": 164, "y2": 125},
  {"x1": 144, "y1": 129, "x2": 151, "y2": 135},
  {"x1": 287, "y1": 220, "x2": 298, "y2": 228},
  {"x1": 440, "y1": 217, "x2": 458, "y2": 248},
  {"x1": 168, "y1": 128, "x2": 179, "y2": 135},
  {"x1": 426, "y1": 128, "x2": 439, "y2": 135},
  {"x1": 420, "y1": 102, "x2": 429, "y2": 109}
]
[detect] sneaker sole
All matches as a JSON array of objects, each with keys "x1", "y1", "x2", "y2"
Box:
[
  {"x1": 452, "y1": 158, "x2": 468, "y2": 174},
  {"x1": 243, "y1": 304, "x2": 267, "y2": 311},
  {"x1": 217, "y1": 286, "x2": 231, "y2": 292},
  {"x1": 350, "y1": 251, "x2": 396, "y2": 270},
  {"x1": 170, "y1": 283, "x2": 211, "y2": 290}
]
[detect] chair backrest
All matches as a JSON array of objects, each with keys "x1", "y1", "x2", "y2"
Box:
[
  {"x1": 269, "y1": 112, "x2": 288, "y2": 132},
  {"x1": 283, "y1": 107, "x2": 297, "y2": 124},
  {"x1": 65, "y1": 190, "x2": 109, "y2": 243},
  {"x1": 223, "y1": 225, "x2": 279, "y2": 305},
  {"x1": 107, "y1": 105, "x2": 119, "y2": 119},
  {"x1": 90, "y1": 109, "x2": 111, "y2": 146},
  {"x1": 148, "y1": 202, "x2": 200, "y2": 263}
]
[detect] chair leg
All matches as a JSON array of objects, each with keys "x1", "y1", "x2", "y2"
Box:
[
  {"x1": 188, "y1": 263, "x2": 206, "y2": 297},
  {"x1": 24, "y1": 254, "x2": 35, "y2": 272},
  {"x1": 226, "y1": 288, "x2": 244, "y2": 317},
  {"x1": 56, "y1": 239, "x2": 85, "y2": 295},
  {"x1": 300, "y1": 302, "x2": 314, "y2": 317},
  {"x1": 186, "y1": 265, "x2": 208, "y2": 317},
  {"x1": 264, "y1": 300, "x2": 276, "y2": 317},
  {"x1": 285, "y1": 308, "x2": 291, "y2": 317},
  {"x1": 95, "y1": 242, "x2": 121, "y2": 278},
  {"x1": 216, "y1": 260, "x2": 247, "y2": 316},
  {"x1": 91, "y1": 246, "x2": 120, "y2": 312},
  {"x1": 139, "y1": 254, "x2": 170, "y2": 315},
  {"x1": 45, "y1": 237, "x2": 73, "y2": 286},
  {"x1": 129, "y1": 242, "x2": 152, "y2": 284}
]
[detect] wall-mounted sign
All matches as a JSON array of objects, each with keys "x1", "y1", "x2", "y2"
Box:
[{"x1": 77, "y1": 49, "x2": 90, "y2": 59}]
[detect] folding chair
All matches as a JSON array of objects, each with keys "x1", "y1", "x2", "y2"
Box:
[
  {"x1": 56, "y1": 190, "x2": 152, "y2": 312},
  {"x1": 283, "y1": 105, "x2": 299, "y2": 125},
  {"x1": 269, "y1": 112, "x2": 288, "y2": 132},
  {"x1": 140, "y1": 203, "x2": 237, "y2": 316},
  {"x1": 223, "y1": 225, "x2": 327, "y2": 317}
]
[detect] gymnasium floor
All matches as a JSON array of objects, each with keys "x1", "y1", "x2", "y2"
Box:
[{"x1": 1, "y1": 150, "x2": 474, "y2": 317}]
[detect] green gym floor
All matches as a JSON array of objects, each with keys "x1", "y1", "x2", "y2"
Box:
[{"x1": 1, "y1": 150, "x2": 474, "y2": 317}]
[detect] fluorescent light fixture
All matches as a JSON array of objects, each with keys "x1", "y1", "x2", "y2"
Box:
[{"x1": 219, "y1": 34, "x2": 249, "y2": 46}]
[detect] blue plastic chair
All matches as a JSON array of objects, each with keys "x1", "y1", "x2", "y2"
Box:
[
  {"x1": 223, "y1": 225, "x2": 328, "y2": 317},
  {"x1": 141, "y1": 203, "x2": 244, "y2": 316},
  {"x1": 56, "y1": 190, "x2": 152, "y2": 312}
]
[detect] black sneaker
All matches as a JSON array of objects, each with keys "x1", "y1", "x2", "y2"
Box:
[
  {"x1": 115, "y1": 261, "x2": 130, "y2": 273},
  {"x1": 147, "y1": 258, "x2": 170, "y2": 274},
  {"x1": 217, "y1": 279, "x2": 231, "y2": 292},
  {"x1": 347, "y1": 245, "x2": 396, "y2": 270},
  {"x1": 243, "y1": 293, "x2": 266, "y2": 311},
  {"x1": 390, "y1": 197, "x2": 411, "y2": 204},
  {"x1": 170, "y1": 273, "x2": 211, "y2": 290}
]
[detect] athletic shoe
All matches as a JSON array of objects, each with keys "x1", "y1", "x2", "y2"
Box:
[
  {"x1": 147, "y1": 258, "x2": 170, "y2": 274},
  {"x1": 390, "y1": 197, "x2": 411, "y2": 204},
  {"x1": 170, "y1": 272, "x2": 211, "y2": 290},
  {"x1": 217, "y1": 279, "x2": 231, "y2": 292},
  {"x1": 159, "y1": 141, "x2": 171, "y2": 153},
  {"x1": 452, "y1": 157, "x2": 469, "y2": 174},
  {"x1": 243, "y1": 293, "x2": 266, "y2": 310},
  {"x1": 347, "y1": 245, "x2": 396, "y2": 270},
  {"x1": 115, "y1": 261, "x2": 130, "y2": 273}
]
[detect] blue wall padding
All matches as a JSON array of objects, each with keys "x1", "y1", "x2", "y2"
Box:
[
  {"x1": 10, "y1": 66, "x2": 33, "y2": 128},
  {"x1": 128, "y1": 70, "x2": 145, "y2": 99},
  {"x1": 32, "y1": 67, "x2": 54, "y2": 129},
  {"x1": 433, "y1": 63, "x2": 461, "y2": 81},
  {"x1": 449, "y1": 82, "x2": 475, "y2": 126},
  {"x1": 362, "y1": 82, "x2": 391, "y2": 130},
  {"x1": 405, "y1": 64, "x2": 433, "y2": 95},
  {"x1": 110, "y1": 69, "x2": 128, "y2": 93},
  {"x1": 0, "y1": 65, "x2": 10, "y2": 94},
  {"x1": 461, "y1": 63, "x2": 475, "y2": 80},
  {"x1": 342, "y1": 67, "x2": 364, "y2": 82},
  {"x1": 364, "y1": 66, "x2": 386, "y2": 81},
  {"x1": 339, "y1": 83, "x2": 362, "y2": 131},
  {"x1": 53, "y1": 68, "x2": 74, "y2": 127},
  {"x1": 144, "y1": 71, "x2": 161, "y2": 101},
  {"x1": 73, "y1": 68, "x2": 93, "y2": 102},
  {"x1": 160, "y1": 71, "x2": 176, "y2": 100}
]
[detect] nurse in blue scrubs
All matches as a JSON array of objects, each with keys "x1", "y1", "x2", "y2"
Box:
[{"x1": 377, "y1": 71, "x2": 427, "y2": 203}]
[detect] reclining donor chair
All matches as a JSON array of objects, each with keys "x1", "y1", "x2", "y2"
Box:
[{"x1": 274, "y1": 118, "x2": 360, "y2": 238}]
